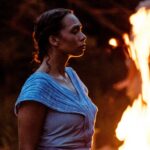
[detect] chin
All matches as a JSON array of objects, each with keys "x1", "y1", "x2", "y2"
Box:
[{"x1": 71, "y1": 50, "x2": 85, "y2": 58}]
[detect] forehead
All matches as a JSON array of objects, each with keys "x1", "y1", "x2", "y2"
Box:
[{"x1": 61, "y1": 14, "x2": 82, "y2": 29}]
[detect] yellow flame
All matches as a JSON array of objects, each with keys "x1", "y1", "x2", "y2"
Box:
[
  {"x1": 108, "y1": 38, "x2": 118, "y2": 47},
  {"x1": 116, "y1": 7, "x2": 150, "y2": 150}
]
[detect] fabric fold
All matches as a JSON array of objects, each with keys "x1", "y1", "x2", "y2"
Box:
[
  {"x1": 15, "y1": 68, "x2": 87, "y2": 116},
  {"x1": 15, "y1": 67, "x2": 98, "y2": 148}
]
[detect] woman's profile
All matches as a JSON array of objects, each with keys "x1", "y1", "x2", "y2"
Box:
[{"x1": 15, "y1": 8, "x2": 98, "y2": 150}]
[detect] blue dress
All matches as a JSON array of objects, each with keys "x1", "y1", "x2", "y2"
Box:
[{"x1": 15, "y1": 67, "x2": 98, "y2": 150}]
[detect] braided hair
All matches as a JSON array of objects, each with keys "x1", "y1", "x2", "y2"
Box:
[{"x1": 32, "y1": 8, "x2": 73, "y2": 64}]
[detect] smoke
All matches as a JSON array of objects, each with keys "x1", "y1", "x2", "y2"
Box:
[{"x1": 136, "y1": 0, "x2": 150, "y2": 10}]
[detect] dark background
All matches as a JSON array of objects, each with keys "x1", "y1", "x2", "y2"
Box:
[{"x1": 0, "y1": 0, "x2": 144, "y2": 149}]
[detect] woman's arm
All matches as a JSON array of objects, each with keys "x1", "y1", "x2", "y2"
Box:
[{"x1": 18, "y1": 101, "x2": 47, "y2": 150}]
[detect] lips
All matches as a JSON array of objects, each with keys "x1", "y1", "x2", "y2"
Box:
[{"x1": 79, "y1": 44, "x2": 86, "y2": 50}]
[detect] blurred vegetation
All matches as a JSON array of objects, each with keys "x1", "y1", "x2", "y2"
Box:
[{"x1": 0, "y1": 0, "x2": 143, "y2": 149}]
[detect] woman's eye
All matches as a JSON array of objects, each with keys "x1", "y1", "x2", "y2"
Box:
[
  {"x1": 71, "y1": 26, "x2": 83, "y2": 34},
  {"x1": 72, "y1": 29, "x2": 79, "y2": 34}
]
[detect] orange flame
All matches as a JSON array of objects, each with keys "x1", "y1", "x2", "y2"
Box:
[
  {"x1": 108, "y1": 38, "x2": 118, "y2": 47},
  {"x1": 115, "y1": 7, "x2": 150, "y2": 150}
]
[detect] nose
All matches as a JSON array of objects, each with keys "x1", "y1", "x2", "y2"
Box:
[{"x1": 80, "y1": 32, "x2": 87, "y2": 42}]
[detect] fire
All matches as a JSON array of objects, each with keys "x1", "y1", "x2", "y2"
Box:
[
  {"x1": 108, "y1": 38, "x2": 118, "y2": 47},
  {"x1": 115, "y1": 6, "x2": 150, "y2": 150}
]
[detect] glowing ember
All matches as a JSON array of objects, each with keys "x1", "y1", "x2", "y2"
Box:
[
  {"x1": 108, "y1": 38, "x2": 118, "y2": 47},
  {"x1": 115, "y1": 5, "x2": 150, "y2": 150}
]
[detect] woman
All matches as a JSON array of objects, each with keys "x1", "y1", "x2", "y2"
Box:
[{"x1": 15, "y1": 8, "x2": 98, "y2": 150}]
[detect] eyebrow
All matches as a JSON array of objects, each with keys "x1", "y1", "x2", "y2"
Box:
[{"x1": 71, "y1": 24, "x2": 82, "y2": 30}]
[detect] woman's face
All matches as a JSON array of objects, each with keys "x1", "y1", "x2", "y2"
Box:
[{"x1": 57, "y1": 13, "x2": 87, "y2": 57}]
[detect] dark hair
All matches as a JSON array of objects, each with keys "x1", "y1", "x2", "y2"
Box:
[{"x1": 32, "y1": 8, "x2": 73, "y2": 63}]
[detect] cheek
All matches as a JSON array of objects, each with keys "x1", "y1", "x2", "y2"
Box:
[{"x1": 60, "y1": 35, "x2": 78, "y2": 49}]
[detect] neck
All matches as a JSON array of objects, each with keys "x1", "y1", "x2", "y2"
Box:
[{"x1": 38, "y1": 49, "x2": 69, "y2": 77}]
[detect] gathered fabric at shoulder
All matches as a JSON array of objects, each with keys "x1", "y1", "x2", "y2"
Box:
[{"x1": 15, "y1": 71, "x2": 86, "y2": 116}]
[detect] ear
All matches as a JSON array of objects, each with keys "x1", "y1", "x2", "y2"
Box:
[{"x1": 48, "y1": 35, "x2": 59, "y2": 47}]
